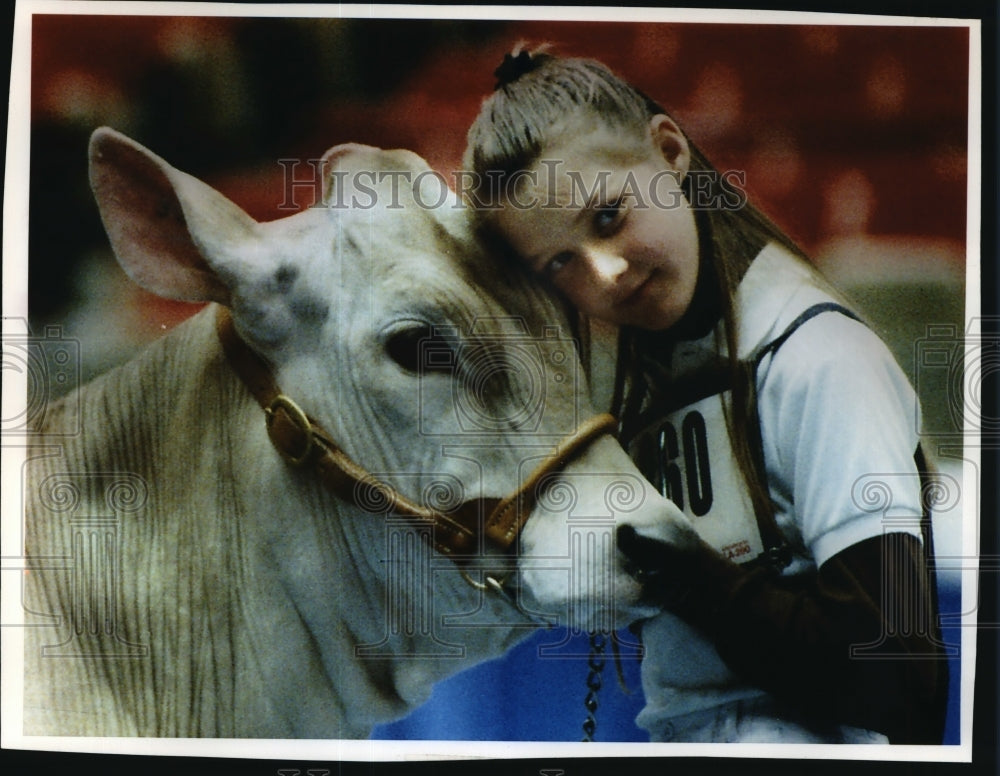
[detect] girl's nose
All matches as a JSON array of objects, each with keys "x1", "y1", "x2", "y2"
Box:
[{"x1": 584, "y1": 247, "x2": 629, "y2": 282}]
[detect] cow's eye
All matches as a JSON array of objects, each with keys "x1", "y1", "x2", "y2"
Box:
[{"x1": 384, "y1": 323, "x2": 455, "y2": 375}]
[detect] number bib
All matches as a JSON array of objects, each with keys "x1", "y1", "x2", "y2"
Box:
[{"x1": 626, "y1": 390, "x2": 764, "y2": 564}]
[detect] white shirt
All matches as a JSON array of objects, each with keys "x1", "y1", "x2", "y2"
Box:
[{"x1": 589, "y1": 242, "x2": 924, "y2": 732}]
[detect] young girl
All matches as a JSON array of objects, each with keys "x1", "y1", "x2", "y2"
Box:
[{"x1": 462, "y1": 49, "x2": 948, "y2": 744}]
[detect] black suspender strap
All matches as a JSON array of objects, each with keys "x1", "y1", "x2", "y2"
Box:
[
  {"x1": 754, "y1": 302, "x2": 862, "y2": 366},
  {"x1": 745, "y1": 302, "x2": 863, "y2": 571}
]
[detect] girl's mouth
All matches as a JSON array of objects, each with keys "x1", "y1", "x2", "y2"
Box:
[{"x1": 618, "y1": 271, "x2": 656, "y2": 307}]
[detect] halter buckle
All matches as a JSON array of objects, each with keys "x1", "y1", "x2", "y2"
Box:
[{"x1": 265, "y1": 394, "x2": 316, "y2": 466}]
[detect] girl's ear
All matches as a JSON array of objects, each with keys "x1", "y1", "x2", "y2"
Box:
[{"x1": 649, "y1": 114, "x2": 691, "y2": 179}]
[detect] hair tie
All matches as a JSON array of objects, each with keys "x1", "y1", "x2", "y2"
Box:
[{"x1": 493, "y1": 50, "x2": 543, "y2": 90}]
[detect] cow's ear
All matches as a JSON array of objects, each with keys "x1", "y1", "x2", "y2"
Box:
[
  {"x1": 88, "y1": 127, "x2": 258, "y2": 305},
  {"x1": 319, "y1": 142, "x2": 379, "y2": 204}
]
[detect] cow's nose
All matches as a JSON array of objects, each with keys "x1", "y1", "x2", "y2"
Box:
[{"x1": 617, "y1": 524, "x2": 667, "y2": 585}]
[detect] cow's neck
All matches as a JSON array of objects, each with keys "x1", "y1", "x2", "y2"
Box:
[
  {"x1": 27, "y1": 308, "x2": 260, "y2": 734},
  {"x1": 26, "y1": 306, "x2": 535, "y2": 737}
]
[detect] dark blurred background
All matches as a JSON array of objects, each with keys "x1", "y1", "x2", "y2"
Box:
[{"x1": 22, "y1": 12, "x2": 970, "y2": 743}]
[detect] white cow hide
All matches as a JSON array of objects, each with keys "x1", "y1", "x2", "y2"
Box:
[{"x1": 22, "y1": 129, "x2": 697, "y2": 738}]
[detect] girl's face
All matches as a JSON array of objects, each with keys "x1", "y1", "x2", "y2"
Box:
[{"x1": 493, "y1": 115, "x2": 700, "y2": 331}]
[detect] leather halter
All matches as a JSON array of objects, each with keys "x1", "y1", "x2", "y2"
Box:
[{"x1": 215, "y1": 306, "x2": 617, "y2": 572}]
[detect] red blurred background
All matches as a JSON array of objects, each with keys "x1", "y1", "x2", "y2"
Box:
[{"x1": 29, "y1": 15, "x2": 968, "y2": 341}]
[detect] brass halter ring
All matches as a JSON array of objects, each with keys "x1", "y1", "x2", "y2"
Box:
[
  {"x1": 459, "y1": 569, "x2": 509, "y2": 593},
  {"x1": 458, "y1": 568, "x2": 556, "y2": 626}
]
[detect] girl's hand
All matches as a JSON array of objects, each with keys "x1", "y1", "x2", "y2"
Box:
[{"x1": 616, "y1": 524, "x2": 751, "y2": 618}]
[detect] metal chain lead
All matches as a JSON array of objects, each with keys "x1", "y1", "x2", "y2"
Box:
[{"x1": 581, "y1": 631, "x2": 607, "y2": 742}]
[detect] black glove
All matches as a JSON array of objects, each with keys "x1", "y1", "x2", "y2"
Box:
[{"x1": 616, "y1": 523, "x2": 760, "y2": 627}]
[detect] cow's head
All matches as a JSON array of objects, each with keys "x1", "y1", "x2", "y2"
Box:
[{"x1": 88, "y1": 127, "x2": 698, "y2": 637}]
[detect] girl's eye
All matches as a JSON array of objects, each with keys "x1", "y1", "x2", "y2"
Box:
[
  {"x1": 545, "y1": 251, "x2": 574, "y2": 277},
  {"x1": 593, "y1": 197, "x2": 626, "y2": 234}
]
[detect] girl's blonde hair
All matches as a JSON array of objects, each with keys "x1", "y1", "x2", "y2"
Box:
[{"x1": 463, "y1": 49, "x2": 813, "y2": 527}]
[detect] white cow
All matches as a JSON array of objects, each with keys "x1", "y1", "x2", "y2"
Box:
[{"x1": 22, "y1": 129, "x2": 696, "y2": 738}]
